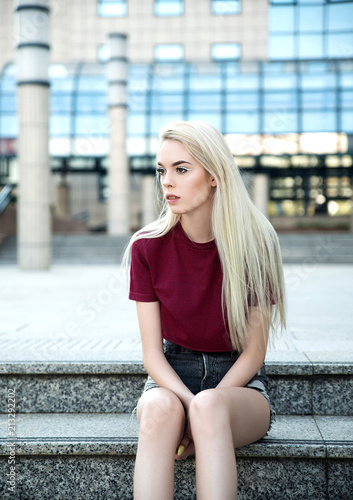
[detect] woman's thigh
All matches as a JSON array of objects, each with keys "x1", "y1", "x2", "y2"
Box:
[{"x1": 191, "y1": 386, "x2": 271, "y2": 448}]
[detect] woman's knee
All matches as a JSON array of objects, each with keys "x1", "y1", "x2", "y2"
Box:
[
  {"x1": 189, "y1": 389, "x2": 228, "y2": 437},
  {"x1": 138, "y1": 388, "x2": 185, "y2": 437}
]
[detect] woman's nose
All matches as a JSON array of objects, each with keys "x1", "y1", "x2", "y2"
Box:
[{"x1": 162, "y1": 171, "x2": 174, "y2": 187}]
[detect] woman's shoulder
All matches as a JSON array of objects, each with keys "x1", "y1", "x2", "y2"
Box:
[{"x1": 132, "y1": 223, "x2": 179, "y2": 254}]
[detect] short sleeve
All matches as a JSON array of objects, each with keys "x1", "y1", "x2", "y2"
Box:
[{"x1": 129, "y1": 239, "x2": 159, "y2": 302}]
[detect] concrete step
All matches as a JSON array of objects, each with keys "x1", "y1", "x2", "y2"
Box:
[
  {"x1": 0, "y1": 413, "x2": 352, "y2": 499},
  {"x1": 1, "y1": 358, "x2": 352, "y2": 416},
  {"x1": 1, "y1": 233, "x2": 352, "y2": 264}
]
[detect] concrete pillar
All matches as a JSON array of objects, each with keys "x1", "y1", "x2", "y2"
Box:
[
  {"x1": 142, "y1": 175, "x2": 157, "y2": 226},
  {"x1": 55, "y1": 178, "x2": 71, "y2": 219},
  {"x1": 252, "y1": 173, "x2": 270, "y2": 218},
  {"x1": 107, "y1": 33, "x2": 129, "y2": 235},
  {"x1": 15, "y1": 0, "x2": 51, "y2": 269}
]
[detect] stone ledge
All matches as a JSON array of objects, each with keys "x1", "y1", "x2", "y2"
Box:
[
  {"x1": 1, "y1": 353, "x2": 353, "y2": 375},
  {"x1": 0, "y1": 414, "x2": 352, "y2": 460}
]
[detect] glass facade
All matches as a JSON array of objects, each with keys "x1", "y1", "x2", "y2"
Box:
[
  {"x1": 1, "y1": 57, "x2": 352, "y2": 217},
  {"x1": 1, "y1": 0, "x2": 353, "y2": 220},
  {"x1": 269, "y1": 0, "x2": 353, "y2": 60}
]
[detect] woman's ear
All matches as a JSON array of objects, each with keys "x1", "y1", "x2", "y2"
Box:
[{"x1": 211, "y1": 177, "x2": 217, "y2": 187}]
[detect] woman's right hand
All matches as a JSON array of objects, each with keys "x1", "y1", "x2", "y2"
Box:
[{"x1": 175, "y1": 411, "x2": 194, "y2": 460}]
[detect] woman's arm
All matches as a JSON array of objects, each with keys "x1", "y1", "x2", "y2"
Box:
[
  {"x1": 217, "y1": 306, "x2": 271, "y2": 389},
  {"x1": 136, "y1": 301, "x2": 194, "y2": 410}
]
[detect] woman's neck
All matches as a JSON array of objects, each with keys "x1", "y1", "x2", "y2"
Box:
[{"x1": 180, "y1": 215, "x2": 214, "y2": 244}]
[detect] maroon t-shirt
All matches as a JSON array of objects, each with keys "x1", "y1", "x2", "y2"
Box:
[{"x1": 129, "y1": 221, "x2": 234, "y2": 351}]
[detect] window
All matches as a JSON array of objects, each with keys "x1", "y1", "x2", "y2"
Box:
[
  {"x1": 211, "y1": 0, "x2": 241, "y2": 15},
  {"x1": 211, "y1": 43, "x2": 241, "y2": 60},
  {"x1": 97, "y1": 0, "x2": 127, "y2": 17},
  {"x1": 154, "y1": 44, "x2": 184, "y2": 61},
  {"x1": 154, "y1": 0, "x2": 184, "y2": 16},
  {"x1": 269, "y1": 1, "x2": 353, "y2": 60},
  {"x1": 98, "y1": 44, "x2": 110, "y2": 62}
]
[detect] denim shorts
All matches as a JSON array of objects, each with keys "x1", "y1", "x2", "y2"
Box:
[{"x1": 142, "y1": 340, "x2": 275, "y2": 432}]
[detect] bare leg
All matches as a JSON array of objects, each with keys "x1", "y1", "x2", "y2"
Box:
[
  {"x1": 134, "y1": 387, "x2": 186, "y2": 500},
  {"x1": 189, "y1": 387, "x2": 270, "y2": 500}
]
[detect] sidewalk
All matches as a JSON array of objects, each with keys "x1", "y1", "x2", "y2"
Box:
[{"x1": 1, "y1": 263, "x2": 353, "y2": 363}]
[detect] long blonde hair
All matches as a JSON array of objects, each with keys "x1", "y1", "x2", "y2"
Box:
[{"x1": 123, "y1": 121, "x2": 286, "y2": 351}]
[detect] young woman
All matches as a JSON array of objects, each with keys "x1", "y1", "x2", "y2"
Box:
[{"x1": 124, "y1": 121, "x2": 286, "y2": 500}]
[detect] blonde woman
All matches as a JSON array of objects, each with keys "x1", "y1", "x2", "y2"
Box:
[{"x1": 124, "y1": 121, "x2": 286, "y2": 500}]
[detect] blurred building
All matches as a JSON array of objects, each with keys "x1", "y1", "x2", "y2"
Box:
[{"x1": 0, "y1": 0, "x2": 353, "y2": 232}]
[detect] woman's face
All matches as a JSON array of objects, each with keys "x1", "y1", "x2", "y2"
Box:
[{"x1": 157, "y1": 139, "x2": 217, "y2": 218}]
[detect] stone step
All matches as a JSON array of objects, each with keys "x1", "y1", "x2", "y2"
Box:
[
  {"x1": 1, "y1": 358, "x2": 352, "y2": 416},
  {"x1": 1, "y1": 233, "x2": 353, "y2": 264},
  {"x1": 0, "y1": 413, "x2": 352, "y2": 499}
]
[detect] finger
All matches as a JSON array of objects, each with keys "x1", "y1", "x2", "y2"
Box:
[{"x1": 176, "y1": 436, "x2": 190, "y2": 458}]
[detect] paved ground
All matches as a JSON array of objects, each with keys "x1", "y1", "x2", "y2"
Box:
[{"x1": 1, "y1": 263, "x2": 353, "y2": 362}]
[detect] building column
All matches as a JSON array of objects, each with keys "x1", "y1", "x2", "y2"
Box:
[
  {"x1": 107, "y1": 33, "x2": 129, "y2": 235},
  {"x1": 55, "y1": 177, "x2": 71, "y2": 219},
  {"x1": 252, "y1": 173, "x2": 270, "y2": 218},
  {"x1": 15, "y1": 0, "x2": 51, "y2": 269},
  {"x1": 142, "y1": 175, "x2": 157, "y2": 226}
]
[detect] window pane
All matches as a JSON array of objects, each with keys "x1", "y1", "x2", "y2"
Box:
[
  {"x1": 189, "y1": 74, "x2": 222, "y2": 91},
  {"x1": 211, "y1": 0, "x2": 241, "y2": 15},
  {"x1": 51, "y1": 94, "x2": 71, "y2": 112},
  {"x1": 75, "y1": 114, "x2": 106, "y2": 135},
  {"x1": 226, "y1": 112, "x2": 259, "y2": 133},
  {"x1": 264, "y1": 92, "x2": 297, "y2": 110},
  {"x1": 50, "y1": 115, "x2": 71, "y2": 135},
  {"x1": 188, "y1": 113, "x2": 222, "y2": 130},
  {"x1": 269, "y1": 35, "x2": 295, "y2": 60},
  {"x1": 151, "y1": 93, "x2": 184, "y2": 111},
  {"x1": 341, "y1": 111, "x2": 353, "y2": 133},
  {"x1": 264, "y1": 74, "x2": 297, "y2": 90},
  {"x1": 269, "y1": 6, "x2": 295, "y2": 32},
  {"x1": 155, "y1": 0, "x2": 184, "y2": 16},
  {"x1": 302, "y1": 112, "x2": 336, "y2": 133},
  {"x1": 98, "y1": 44, "x2": 110, "y2": 62},
  {"x1": 226, "y1": 74, "x2": 259, "y2": 91},
  {"x1": 189, "y1": 93, "x2": 221, "y2": 111},
  {"x1": 78, "y1": 76, "x2": 107, "y2": 92},
  {"x1": 128, "y1": 114, "x2": 147, "y2": 135},
  {"x1": 0, "y1": 115, "x2": 18, "y2": 136},
  {"x1": 301, "y1": 73, "x2": 336, "y2": 89},
  {"x1": 212, "y1": 43, "x2": 241, "y2": 60},
  {"x1": 76, "y1": 94, "x2": 106, "y2": 112},
  {"x1": 341, "y1": 91, "x2": 353, "y2": 108},
  {"x1": 154, "y1": 44, "x2": 184, "y2": 61},
  {"x1": 340, "y1": 72, "x2": 353, "y2": 88},
  {"x1": 151, "y1": 113, "x2": 184, "y2": 133},
  {"x1": 151, "y1": 76, "x2": 184, "y2": 91},
  {"x1": 227, "y1": 93, "x2": 258, "y2": 111},
  {"x1": 299, "y1": 35, "x2": 324, "y2": 59},
  {"x1": 98, "y1": 0, "x2": 127, "y2": 17},
  {"x1": 302, "y1": 91, "x2": 336, "y2": 109},
  {"x1": 299, "y1": 6, "x2": 324, "y2": 32},
  {"x1": 328, "y1": 33, "x2": 353, "y2": 59},
  {"x1": 328, "y1": 3, "x2": 353, "y2": 31},
  {"x1": 263, "y1": 112, "x2": 298, "y2": 134},
  {"x1": 0, "y1": 94, "x2": 16, "y2": 111}
]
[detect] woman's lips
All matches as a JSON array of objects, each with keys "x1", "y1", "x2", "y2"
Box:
[{"x1": 166, "y1": 194, "x2": 180, "y2": 204}]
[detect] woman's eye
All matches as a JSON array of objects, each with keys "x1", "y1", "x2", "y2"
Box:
[
  {"x1": 156, "y1": 168, "x2": 166, "y2": 176},
  {"x1": 176, "y1": 167, "x2": 190, "y2": 174}
]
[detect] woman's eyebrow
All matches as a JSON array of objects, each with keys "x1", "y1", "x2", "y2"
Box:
[{"x1": 157, "y1": 160, "x2": 192, "y2": 167}]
